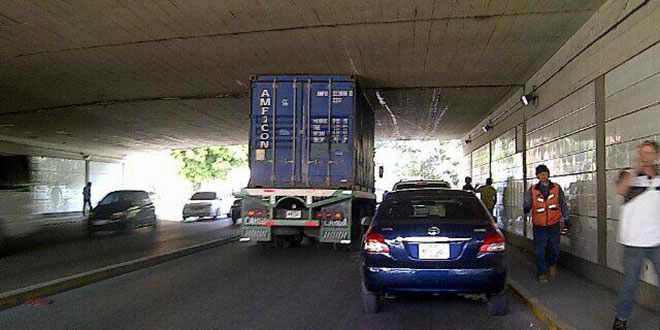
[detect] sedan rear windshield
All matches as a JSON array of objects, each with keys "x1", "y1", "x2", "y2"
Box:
[
  {"x1": 394, "y1": 182, "x2": 450, "y2": 190},
  {"x1": 99, "y1": 191, "x2": 149, "y2": 205},
  {"x1": 191, "y1": 192, "x2": 217, "y2": 200},
  {"x1": 377, "y1": 196, "x2": 490, "y2": 224}
]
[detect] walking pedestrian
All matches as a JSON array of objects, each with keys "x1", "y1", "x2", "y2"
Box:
[
  {"x1": 477, "y1": 178, "x2": 497, "y2": 215},
  {"x1": 612, "y1": 141, "x2": 660, "y2": 330},
  {"x1": 524, "y1": 164, "x2": 570, "y2": 282},
  {"x1": 83, "y1": 182, "x2": 92, "y2": 215}
]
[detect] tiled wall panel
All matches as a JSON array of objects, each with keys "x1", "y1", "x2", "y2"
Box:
[
  {"x1": 606, "y1": 104, "x2": 660, "y2": 147},
  {"x1": 526, "y1": 82, "x2": 595, "y2": 148},
  {"x1": 491, "y1": 128, "x2": 524, "y2": 236},
  {"x1": 605, "y1": 41, "x2": 660, "y2": 102},
  {"x1": 561, "y1": 216, "x2": 598, "y2": 263},
  {"x1": 471, "y1": 143, "x2": 490, "y2": 187}
]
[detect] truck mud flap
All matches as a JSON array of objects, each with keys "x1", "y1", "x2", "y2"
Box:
[
  {"x1": 319, "y1": 227, "x2": 350, "y2": 243},
  {"x1": 242, "y1": 226, "x2": 271, "y2": 241}
]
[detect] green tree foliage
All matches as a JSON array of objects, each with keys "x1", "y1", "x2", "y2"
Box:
[
  {"x1": 393, "y1": 141, "x2": 461, "y2": 186},
  {"x1": 171, "y1": 145, "x2": 247, "y2": 187}
]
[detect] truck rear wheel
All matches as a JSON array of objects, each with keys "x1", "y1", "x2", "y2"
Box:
[
  {"x1": 350, "y1": 202, "x2": 367, "y2": 252},
  {"x1": 274, "y1": 235, "x2": 292, "y2": 249}
]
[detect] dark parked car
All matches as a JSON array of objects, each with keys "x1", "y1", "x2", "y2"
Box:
[
  {"x1": 228, "y1": 198, "x2": 241, "y2": 224},
  {"x1": 182, "y1": 192, "x2": 223, "y2": 222},
  {"x1": 87, "y1": 190, "x2": 157, "y2": 233},
  {"x1": 360, "y1": 189, "x2": 507, "y2": 315}
]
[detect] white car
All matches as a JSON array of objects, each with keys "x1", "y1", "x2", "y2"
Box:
[{"x1": 182, "y1": 192, "x2": 223, "y2": 221}]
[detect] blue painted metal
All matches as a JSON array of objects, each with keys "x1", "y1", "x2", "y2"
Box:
[{"x1": 248, "y1": 74, "x2": 374, "y2": 190}]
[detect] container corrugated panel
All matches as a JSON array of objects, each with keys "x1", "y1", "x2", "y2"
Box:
[{"x1": 248, "y1": 74, "x2": 374, "y2": 191}]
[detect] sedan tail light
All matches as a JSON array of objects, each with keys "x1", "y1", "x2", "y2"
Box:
[
  {"x1": 364, "y1": 232, "x2": 390, "y2": 254},
  {"x1": 479, "y1": 231, "x2": 506, "y2": 253}
]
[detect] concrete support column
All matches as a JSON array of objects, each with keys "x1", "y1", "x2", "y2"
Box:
[
  {"x1": 84, "y1": 159, "x2": 90, "y2": 184},
  {"x1": 595, "y1": 74, "x2": 607, "y2": 266},
  {"x1": 521, "y1": 117, "x2": 528, "y2": 239}
]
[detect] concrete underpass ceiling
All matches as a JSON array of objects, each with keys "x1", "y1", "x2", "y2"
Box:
[{"x1": 0, "y1": 0, "x2": 606, "y2": 158}]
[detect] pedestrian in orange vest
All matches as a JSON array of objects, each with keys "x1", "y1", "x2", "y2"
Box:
[{"x1": 524, "y1": 164, "x2": 570, "y2": 282}]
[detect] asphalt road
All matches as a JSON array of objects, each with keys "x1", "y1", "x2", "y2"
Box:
[
  {"x1": 0, "y1": 241, "x2": 546, "y2": 330},
  {"x1": 0, "y1": 219, "x2": 239, "y2": 293}
]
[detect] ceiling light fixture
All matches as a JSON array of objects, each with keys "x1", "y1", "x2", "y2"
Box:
[
  {"x1": 465, "y1": 136, "x2": 472, "y2": 144},
  {"x1": 521, "y1": 88, "x2": 538, "y2": 106},
  {"x1": 482, "y1": 124, "x2": 493, "y2": 133}
]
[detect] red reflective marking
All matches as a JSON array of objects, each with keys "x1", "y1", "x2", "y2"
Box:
[
  {"x1": 262, "y1": 221, "x2": 277, "y2": 227},
  {"x1": 304, "y1": 222, "x2": 320, "y2": 227},
  {"x1": 264, "y1": 189, "x2": 276, "y2": 193},
  {"x1": 27, "y1": 297, "x2": 52, "y2": 306}
]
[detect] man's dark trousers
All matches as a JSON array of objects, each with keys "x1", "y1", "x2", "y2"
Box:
[
  {"x1": 83, "y1": 199, "x2": 92, "y2": 214},
  {"x1": 533, "y1": 223, "x2": 560, "y2": 276}
]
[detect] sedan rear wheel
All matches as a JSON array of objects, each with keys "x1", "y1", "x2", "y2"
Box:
[
  {"x1": 0, "y1": 233, "x2": 8, "y2": 254},
  {"x1": 487, "y1": 289, "x2": 508, "y2": 316},
  {"x1": 361, "y1": 283, "x2": 381, "y2": 314},
  {"x1": 121, "y1": 220, "x2": 134, "y2": 234}
]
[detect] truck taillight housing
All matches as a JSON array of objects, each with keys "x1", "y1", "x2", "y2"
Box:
[
  {"x1": 364, "y1": 232, "x2": 389, "y2": 254},
  {"x1": 479, "y1": 231, "x2": 506, "y2": 253},
  {"x1": 247, "y1": 210, "x2": 255, "y2": 217},
  {"x1": 255, "y1": 210, "x2": 266, "y2": 218},
  {"x1": 333, "y1": 212, "x2": 343, "y2": 220}
]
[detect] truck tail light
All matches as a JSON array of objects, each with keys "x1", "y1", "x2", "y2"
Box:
[
  {"x1": 479, "y1": 231, "x2": 506, "y2": 253},
  {"x1": 255, "y1": 210, "x2": 265, "y2": 218},
  {"x1": 247, "y1": 210, "x2": 255, "y2": 217},
  {"x1": 314, "y1": 212, "x2": 323, "y2": 220},
  {"x1": 334, "y1": 212, "x2": 343, "y2": 220},
  {"x1": 325, "y1": 213, "x2": 333, "y2": 220},
  {"x1": 364, "y1": 232, "x2": 390, "y2": 254}
]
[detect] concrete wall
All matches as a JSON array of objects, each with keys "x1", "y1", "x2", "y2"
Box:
[
  {"x1": 89, "y1": 161, "x2": 124, "y2": 205},
  {"x1": 462, "y1": 0, "x2": 660, "y2": 303},
  {"x1": 0, "y1": 143, "x2": 124, "y2": 237}
]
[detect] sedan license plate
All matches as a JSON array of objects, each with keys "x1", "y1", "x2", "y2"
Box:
[
  {"x1": 286, "y1": 210, "x2": 302, "y2": 219},
  {"x1": 419, "y1": 243, "x2": 450, "y2": 259}
]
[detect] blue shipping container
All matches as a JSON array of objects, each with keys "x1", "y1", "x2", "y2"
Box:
[{"x1": 248, "y1": 74, "x2": 375, "y2": 191}]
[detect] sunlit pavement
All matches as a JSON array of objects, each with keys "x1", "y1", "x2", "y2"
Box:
[
  {"x1": 0, "y1": 241, "x2": 545, "y2": 330},
  {"x1": 0, "y1": 219, "x2": 239, "y2": 293}
]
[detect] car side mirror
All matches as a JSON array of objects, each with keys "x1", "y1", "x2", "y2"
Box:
[
  {"x1": 378, "y1": 166, "x2": 384, "y2": 178},
  {"x1": 361, "y1": 216, "x2": 372, "y2": 228}
]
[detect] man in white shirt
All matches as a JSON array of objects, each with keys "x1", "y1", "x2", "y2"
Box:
[{"x1": 613, "y1": 140, "x2": 660, "y2": 330}]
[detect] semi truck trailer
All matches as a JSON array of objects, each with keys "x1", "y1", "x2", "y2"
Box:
[{"x1": 239, "y1": 74, "x2": 376, "y2": 249}]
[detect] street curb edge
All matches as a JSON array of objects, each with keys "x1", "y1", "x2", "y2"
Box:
[
  {"x1": 0, "y1": 235, "x2": 239, "y2": 311},
  {"x1": 508, "y1": 279, "x2": 577, "y2": 330}
]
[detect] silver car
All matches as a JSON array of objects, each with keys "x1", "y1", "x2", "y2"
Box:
[{"x1": 182, "y1": 192, "x2": 223, "y2": 221}]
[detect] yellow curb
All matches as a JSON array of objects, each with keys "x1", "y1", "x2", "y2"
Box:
[
  {"x1": 508, "y1": 280, "x2": 577, "y2": 330},
  {"x1": 0, "y1": 235, "x2": 238, "y2": 310}
]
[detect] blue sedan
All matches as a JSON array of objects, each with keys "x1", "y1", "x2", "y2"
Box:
[{"x1": 360, "y1": 189, "x2": 508, "y2": 315}]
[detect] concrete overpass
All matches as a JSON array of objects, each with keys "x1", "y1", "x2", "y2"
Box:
[
  {"x1": 2, "y1": 0, "x2": 660, "y2": 327},
  {"x1": 0, "y1": 0, "x2": 606, "y2": 159}
]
